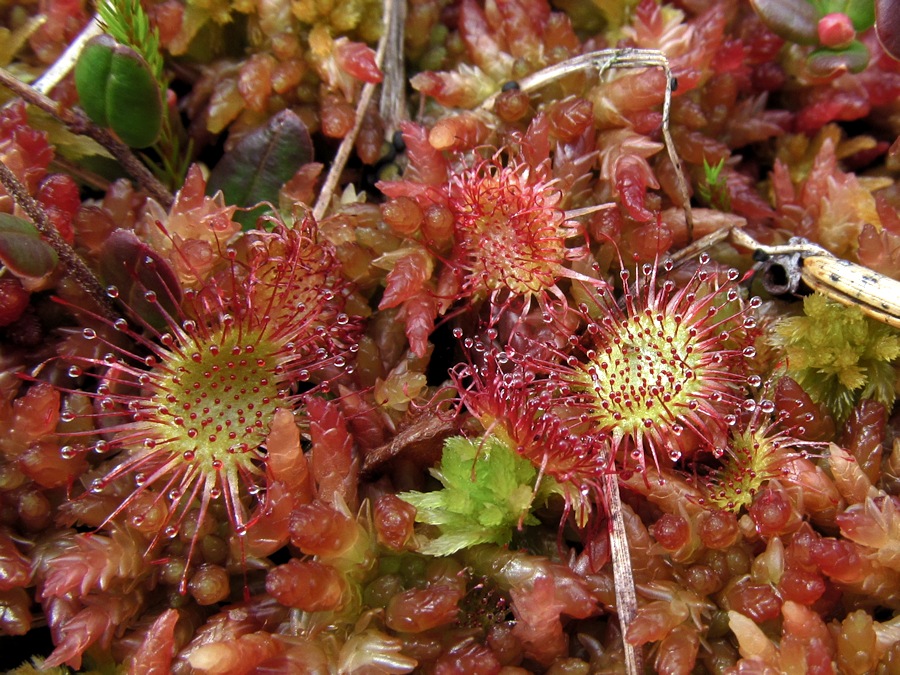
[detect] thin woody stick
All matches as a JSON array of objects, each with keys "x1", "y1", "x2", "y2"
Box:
[
  {"x1": 603, "y1": 472, "x2": 643, "y2": 674},
  {"x1": 312, "y1": 79, "x2": 381, "y2": 222},
  {"x1": 0, "y1": 159, "x2": 119, "y2": 322},
  {"x1": 31, "y1": 18, "x2": 104, "y2": 95},
  {"x1": 379, "y1": 0, "x2": 408, "y2": 139},
  {"x1": 312, "y1": 0, "x2": 393, "y2": 221},
  {"x1": 667, "y1": 226, "x2": 735, "y2": 268}
]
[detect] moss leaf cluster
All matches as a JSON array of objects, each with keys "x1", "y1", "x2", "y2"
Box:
[
  {"x1": 399, "y1": 435, "x2": 545, "y2": 556},
  {"x1": 771, "y1": 292, "x2": 900, "y2": 421}
]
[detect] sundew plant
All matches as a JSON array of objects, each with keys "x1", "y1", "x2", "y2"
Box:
[{"x1": 2, "y1": 0, "x2": 900, "y2": 673}]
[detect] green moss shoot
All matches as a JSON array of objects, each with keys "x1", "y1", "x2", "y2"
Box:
[
  {"x1": 399, "y1": 435, "x2": 550, "y2": 556},
  {"x1": 771, "y1": 292, "x2": 900, "y2": 422}
]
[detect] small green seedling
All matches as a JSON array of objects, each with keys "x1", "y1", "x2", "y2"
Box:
[
  {"x1": 74, "y1": 34, "x2": 162, "y2": 149},
  {"x1": 698, "y1": 157, "x2": 731, "y2": 212}
]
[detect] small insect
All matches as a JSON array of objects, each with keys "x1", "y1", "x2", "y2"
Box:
[{"x1": 729, "y1": 228, "x2": 900, "y2": 330}]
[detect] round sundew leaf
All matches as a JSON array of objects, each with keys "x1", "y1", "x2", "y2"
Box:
[
  {"x1": 0, "y1": 213, "x2": 59, "y2": 280},
  {"x1": 806, "y1": 41, "x2": 871, "y2": 76},
  {"x1": 206, "y1": 109, "x2": 314, "y2": 229},
  {"x1": 876, "y1": 0, "x2": 900, "y2": 61},
  {"x1": 75, "y1": 35, "x2": 163, "y2": 148},
  {"x1": 749, "y1": 0, "x2": 819, "y2": 45}
]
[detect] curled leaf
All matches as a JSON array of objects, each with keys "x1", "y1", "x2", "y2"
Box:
[{"x1": 334, "y1": 39, "x2": 384, "y2": 84}]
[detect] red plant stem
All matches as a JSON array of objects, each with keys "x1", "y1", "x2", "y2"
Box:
[
  {"x1": 0, "y1": 66, "x2": 174, "y2": 208},
  {"x1": 0, "y1": 158, "x2": 119, "y2": 322}
]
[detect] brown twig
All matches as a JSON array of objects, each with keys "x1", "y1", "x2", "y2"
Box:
[
  {"x1": 312, "y1": 84, "x2": 380, "y2": 222},
  {"x1": 0, "y1": 159, "x2": 120, "y2": 322},
  {"x1": 379, "y1": 0, "x2": 408, "y2": 139},
  {"x1": 0, "y1": 66, "x2": 174, "y2": 208},
  {"x1": 603, "y1": 471, "x2": 643, "y2": 674},
  {"x1": 312, "y1": 0, "x2": 392, "y2": 221}
]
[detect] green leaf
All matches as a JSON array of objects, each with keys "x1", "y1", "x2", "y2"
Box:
[
  {"x1": 847, "y1": 0, "x2": 875, "y2": 29},
  {"x1": 75, "y1": 36, "x2": 115, "y2": 128},
  {"x1": 770, "y1": 292, "x2": 900, "y2": 422},
  {"x1": 399, "y1": 435, "x2": 543, "y2": 556},
  {"x1": 806, "y1": 40, "x2": 870, "y2": 76},
  {"x1": 74, "y1": 35, "x2": 162, "y2": 148},
  {"x1": 0, "y1": 214, "x2": 59, "y2": 279},
  {"x1": 96, "y1": 0, "x2": 165, "y2": 82},
  {"x1": 206, "y1": 110, "x2": 314, "y2": 229}
]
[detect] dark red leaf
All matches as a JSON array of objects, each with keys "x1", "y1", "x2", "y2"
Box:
[
  {"x1": 206, "y1": 110, "x2": 313, "y2": 228},
  {"x1": 876, "y1": 0, "x2": 900, "y2": 61},
  {"x1": 98, "y1": 229, "x2": 182, "y2": 329}
]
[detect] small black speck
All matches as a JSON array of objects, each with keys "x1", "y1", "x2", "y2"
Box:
[
  {"x1": 392, "y1": 129, "x2": 406, "y2": 153},
  {"x1": 501, "y1": 80, "x2": 520, "y2": 92}
]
